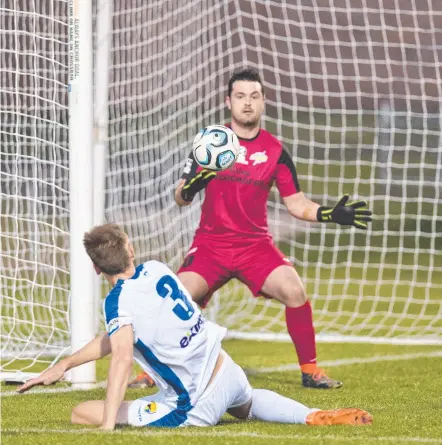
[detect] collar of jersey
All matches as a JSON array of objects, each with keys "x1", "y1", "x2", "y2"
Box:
[
  {"x1": 225, "y1": 122, "x2": 261, "y2": 142},
  {"x1": 237, "y1": 129, "x2": 261, "y2": 142},
  {"x1": 115, "y1": 264, "x2": 143, "y2": 286}
]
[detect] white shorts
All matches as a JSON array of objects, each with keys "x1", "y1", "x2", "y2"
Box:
[{"x1": 127, "y1": 351, "x2": 252, "y2": 427}]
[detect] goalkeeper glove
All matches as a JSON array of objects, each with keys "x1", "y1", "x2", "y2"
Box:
[
  {"x1": 181, "y1": 169, "x2": 216, "y2": 202},
  {"x1": 317, "y1": 194, "x2": 372, "y2": 230}
]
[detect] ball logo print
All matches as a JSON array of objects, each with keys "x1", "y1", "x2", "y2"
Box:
[
  {"x1": 192, "y1": 125, "x2": 240, "y2": 171},
  {"x1": 218, "y1": 151, "x2": 236, "y2": 169}
]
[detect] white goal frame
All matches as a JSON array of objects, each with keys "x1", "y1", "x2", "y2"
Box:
[
  {"x1": 67, "y1": 0, "x2": 96, "y2": 388},
  {"x1": 1, "y1": 0, "x2": 97, "y2": 387}
]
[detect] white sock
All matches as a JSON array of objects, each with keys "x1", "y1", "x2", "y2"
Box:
[{"x1": 249, "y1": 389, "x2": 318, "y2": 424}]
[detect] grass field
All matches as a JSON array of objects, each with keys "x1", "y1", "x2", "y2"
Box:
[
  {"x1": 2, "y1": 110, "x2": 441, "y2": 444},
  {"x1": 2, "y1": 339, "x2": 442, "y2": 445}
]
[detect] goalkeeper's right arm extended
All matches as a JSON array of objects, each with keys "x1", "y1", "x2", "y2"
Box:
[{"x1": 175, "y1": 169, "x2": 216, "y2": 206}]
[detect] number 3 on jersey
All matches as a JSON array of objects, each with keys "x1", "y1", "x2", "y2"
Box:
[{"x1": 156, "y1": 275, "x2": 195, "y2": 321}]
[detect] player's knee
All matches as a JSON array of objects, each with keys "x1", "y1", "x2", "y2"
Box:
[
  {"x1": 282, "y1": 286, "x2": 306, "y2": 308},
  {"x1": 177, "y1": 272, "x2": 209, "y2": 303},
  {"x1": 71, "y1": 403, "x2": 84, "y2": 424},
  {"x1": 227, "y1": 399, "x2": 252, "y2": 420},
  {"x1": 71, "y1": 401, "x2": 99, "y2": 425}
]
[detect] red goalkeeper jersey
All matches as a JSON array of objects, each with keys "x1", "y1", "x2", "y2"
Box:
[{"x1": 181, "y1": 127, "x2": 301, "y2": 241}]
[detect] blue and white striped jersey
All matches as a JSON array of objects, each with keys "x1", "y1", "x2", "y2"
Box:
[{"x1": 103, "y1": 260, "x2": 226, "y2": 415}]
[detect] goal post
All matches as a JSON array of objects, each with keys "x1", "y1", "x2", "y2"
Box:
[
  {"x1": 93, "y1": 0, "x2": 113, "y2": 332},
  {"x1": 0, "y1": 0, "x2": 96, "y2": 386},
  {"x1": 68, "y1": 0, "x2": 96, "y2": 388}
]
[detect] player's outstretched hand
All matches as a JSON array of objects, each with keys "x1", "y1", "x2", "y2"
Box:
[
  {"x1": 317, "y1": 194, "x2": 372, "y2": 230},
  {"x1": 181, "y1": 169, "x2": 216, "y2": 202},
  {"x1": 16, "y1": 362, "x2": 66, "y2": 393}
]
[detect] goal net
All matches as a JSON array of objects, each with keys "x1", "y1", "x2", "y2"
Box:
[
  {"x1": 2, "y1": 0, "x2": 441, "y2": 378},
  {"x1": 1, "y1": 0, "x2": 70, "y2": 378},
  {"x1": 106, "y1": 0, "x2": 441, "y2": 345}
]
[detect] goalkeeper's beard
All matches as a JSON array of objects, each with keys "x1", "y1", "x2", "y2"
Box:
[{"x1": 234, "y1": 115, "x2": 261, "y2": 129}]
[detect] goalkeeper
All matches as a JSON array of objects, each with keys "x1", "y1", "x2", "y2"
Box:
[
  {"x1": 131, "y1": 68, "x2": 372, "y2": 389},
  {"x1": 170, "y1": 69, "x2": 373, "y2": 389}
]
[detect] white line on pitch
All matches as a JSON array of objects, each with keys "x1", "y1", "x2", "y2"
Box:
[
  {"x1": 3, "y1": 350, "x2": 441, "y2": 397},
  {"x1": 2, "y1": 428, "x2": 442, "y2": 444},
  {"x1": 249, "y1": 350, "x2": 442, "y2": 374},
  {"x1": 1, "y1": 382, "x2": 107, "y2": 397}
]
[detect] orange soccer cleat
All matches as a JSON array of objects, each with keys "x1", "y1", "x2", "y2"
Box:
[
  {"x1": 306, "y1": 408, "x2": 373, "y2": 426},
  {"x1": 128, "y1": 371, "x2": 156, "y2": 388}
]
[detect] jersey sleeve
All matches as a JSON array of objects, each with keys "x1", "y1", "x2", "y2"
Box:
[
  {"x1": 104, "y1": 286, "x2": 133, "y2": 337},
  {"x1": 181, "y1": 150, "x2": 199, "y2": 180},
  {"x1": 275, "y1": 148, "x2": 301, "y2": 197}
]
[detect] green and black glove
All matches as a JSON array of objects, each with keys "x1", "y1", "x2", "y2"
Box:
[
  {"x1": 181, "y1": 169, "x2": 217, "y2": 202},
  {"x1": 317, "y1": 194, "x2": 372, "y2": 230}
]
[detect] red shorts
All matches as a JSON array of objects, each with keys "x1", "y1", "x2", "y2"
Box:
[{"x1": 177, "y1": 236, "x2": 292, "y2": 307}]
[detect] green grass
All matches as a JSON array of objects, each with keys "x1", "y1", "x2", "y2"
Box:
[
  {"x1": 2, "y1": 340, "x2": 442, "y2": 445},
  {"x1": 2, "y1": 112, "x2": 442, "y2": 443}
]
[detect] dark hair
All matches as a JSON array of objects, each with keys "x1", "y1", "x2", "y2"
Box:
[
  {"x1": 227, "y1": 68, "x2": 264, "y2": 97},
  {"x1": 83, "y1": 223, "x2": 131, "y2": 275}
]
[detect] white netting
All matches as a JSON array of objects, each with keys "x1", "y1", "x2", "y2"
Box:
[
  {"x1": 2, "y1": 0, "x2": 442, "y2": 378},
  {"x1": 1, "y1": 0, "x2": 70, "y2": 373},
  {"x1": 105, "y1": 0, "x2": 442, "y2": 344}
]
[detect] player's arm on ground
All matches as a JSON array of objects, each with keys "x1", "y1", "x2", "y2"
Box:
[
  {"x1": 17, "y1": 332, "x2": 111, "y2": 393},
  {"x1": 175, "y1": 151, "x2": 216, "y2": 206},
  {"x1": 101, "y1": 325, "x2": 134, "y2": 430}
]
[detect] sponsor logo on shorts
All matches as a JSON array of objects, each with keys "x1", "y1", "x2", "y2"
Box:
[
  {"x1": 183, "y1": 247, "x2": 197, "y2": 268},
  {"x1": 187, "y1": 247, "x2": 198, "y2": 255},
  {"x1": 182, "y1": 255, "x2": 194, "y2": 268},
  {"x1": 180, "y1": 315, "x2": 205, "y2": 348},
  {"x1": 144, "y1": 402, "x2": 157, "y2": 414},
  {"x1": 107, "y1": 318, "x2": 119, "y2": 335}
]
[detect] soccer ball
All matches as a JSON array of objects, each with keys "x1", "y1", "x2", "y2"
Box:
[{"x1": 192, "y1": 125, "x2": 240, "y2": 171}]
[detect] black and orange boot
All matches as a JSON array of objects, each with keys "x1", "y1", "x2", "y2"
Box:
[{"x1": 301, "y1": 365, "x2": 343, "y2": 389}]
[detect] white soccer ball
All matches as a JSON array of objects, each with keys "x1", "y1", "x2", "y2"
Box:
[{"x1": 192, "y1": 125, "x2": 240, "y2": 171}]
